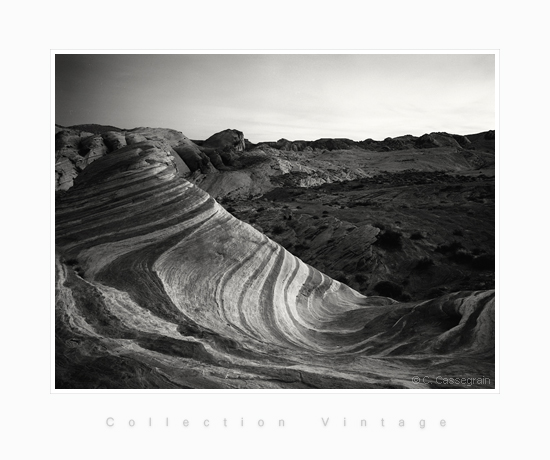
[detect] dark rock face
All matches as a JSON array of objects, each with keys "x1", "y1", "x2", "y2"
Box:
[
  {"x1": 173, "y1": 141, "x2": 214, "y2": 173},
  {"x1": 244, "y1": 138, "x2": 256, "y2": 150},
  {"x1": 484, "y1": 130, "x2": 495, "y2": 140},
  {"x1": 311, "y1": 138, "x2": 357, "y2": 151},
  {"x1": 415, "y1": 133, "x2": 462, "y2": 149},
  {"x1": 451, "y1": 134, "x2": 472, "y2": 147},
  {"x1": 202, "y1": 128, "x2": 246, "y2": 152},
  {"x1": 197, "y1": 129, "x2": 247, "y2": 168}
]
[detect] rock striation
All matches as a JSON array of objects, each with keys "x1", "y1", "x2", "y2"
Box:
[
  {"x1": 55, "y1": 126, "x2": 217, "y2": 191},
  {"x1": 55, "y1": 140, "x2": 494, "y2": 389}
]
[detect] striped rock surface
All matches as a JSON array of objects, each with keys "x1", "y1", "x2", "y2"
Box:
[{"x1": 55, "y1": 140, "x2": 495, "y2": 389}]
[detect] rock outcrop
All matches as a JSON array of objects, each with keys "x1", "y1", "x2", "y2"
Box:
[
  {"x1": 55, "y1": 124, "x2": 495, "y2": 193},
  {"x1": 196, "y1": 129, "x2": 246, "y2": 168},
  {"x1": 55, "y1": 141, "x2": 495, "y2": 389},
  {"x1": 55, "y1": 126, "x2": 219, "y2": 190},
  {"x1": 415, "y1": 132, "x2": 462, "y2": 149},
  {"x1": 202, "y1": 128, "x2": 245, "y2": 152}
]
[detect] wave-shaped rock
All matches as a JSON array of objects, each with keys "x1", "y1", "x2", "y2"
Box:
[
  {"x1": 55, "y1": 126, "x2": 219, "y2": 191},
  {"x1": 55, "y1": 140, "x2": 494, "y2": 389}
]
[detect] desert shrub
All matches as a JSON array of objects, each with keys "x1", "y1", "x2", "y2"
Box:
[
  {"x1": 472, "y1": 254, "x2": 495, "y2": 270},
  {"x1": 226, "y1": 206, "x2": 236, "y2": 213},
  {"x1": 313, "y1": 216, "x2": 320, "y2": 220},
  {"x1": 452, "y1": 229, "x2": 464, "y2": 237},
  {"x1": 256, "y1": 207, "x2": 265, "y2": 213},
  {"x1": 294, "y1": 243, "x2": 310, "y2": 252},
  {"x1": 335, "y1": 274, "x2": 349, "y2": 284},
  {"x1": 248, "y1": 218, "x2": 257, "y2": 224},
  {"x1": 354, "y1": 273, "x2": 367, "y2": 283},
  {"x1": 435, "y1": 241, "x2": 464, "y2": 254},
  {"x1": 322, "y1": 210, "x2": 329, "y2": 214},
  {"x1": 373, "y1": 222, "x2": 386, "y2": 231},
  {"x1": 472, "y1": 247, "x2": 484, "y2": 256},
  {"x1": 375, "y1": 228, "x2": 403, "y2": 250},
  {"x1": 415, "y1": 257, "x2": 434, "y2": 270},
  {"x1": 272, "y1": 225, "x2": 285, "y2": 235},
  {"x1": 400, "y1": 293, "x2": 412, "y2": 302},
  {"x1": 410, "y1": 232, "x2": 424, "y2": 240},
  {"x1": 451, "y1": 249, "x2": 474, "y2": 264},
  {"x1": 373, "y1": 280, "x2": 403, "y2": 300},
  {"x1": 427, "y1": 287, "x2": 447, "y2": 298}
]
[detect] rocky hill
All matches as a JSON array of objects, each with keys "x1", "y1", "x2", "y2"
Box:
[
  {"x1": 54, "y1": 125, "x2": 244, "y2": 191},
  {"x1": 55, "y1": 133, "x2": 495, "y2": 389},
  {"x1": 55, "y1": 125, "x2": 495, "y2": 194}
]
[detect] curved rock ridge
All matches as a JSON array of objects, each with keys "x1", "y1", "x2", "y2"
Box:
[
  {"x1": 55, "y1": 126, "x2": 216, "y2": 191},
  {"x1": 55, "y1": 141, "x2": 495, "y2": 389}
]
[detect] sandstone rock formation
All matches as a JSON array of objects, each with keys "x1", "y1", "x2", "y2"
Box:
[
  {"x1": 201, "y1": 128, "x2": 245, "y2": 152},
  {"x1": 55, "y1": 125, "x2": 219, "y2": 191},
  {"x1": 55, "y1": 128, "x2": 95, "y2": 191},
  {"x1": 56, "y1": 125, "x2": 495, "y2": 195},
  {"x1": 55, "y1": 140, "x2": 495, "y2": 389},
  {"x1": 194, "y1": 129, "x2": 246, "y2": 168}
]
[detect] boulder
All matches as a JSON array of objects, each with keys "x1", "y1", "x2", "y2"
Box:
[{"x1": 202, "y1": 129, "x2": 246, "y2": 152}]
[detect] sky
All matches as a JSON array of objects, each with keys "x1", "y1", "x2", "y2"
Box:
[{"x1": 55, "y1": 53, "x2": 495, "y2": 143}]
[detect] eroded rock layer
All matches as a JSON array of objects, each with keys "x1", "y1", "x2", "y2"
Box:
[{"x1": 55, "y1": 141, "x2": 494, "y2": 389}]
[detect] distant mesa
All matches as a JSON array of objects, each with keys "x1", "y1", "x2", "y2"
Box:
[
  {"x1": 257, "y1": 131, "x2": 494, "y2": 154},
  {"x1": 58, "y1": 123, "x2": 124, "y2": 134}
]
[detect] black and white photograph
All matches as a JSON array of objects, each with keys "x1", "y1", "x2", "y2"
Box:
[
  {"x1": 7, "y1": 1, "x2": 550, "y2": 458},
  {"x1": 54, "y1": 52, "x2": 496, "y2": 390}
]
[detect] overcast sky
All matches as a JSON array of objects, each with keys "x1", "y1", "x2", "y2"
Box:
[{"x1": 55, "y1": 53, "x2": 495, "y2": 143}]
